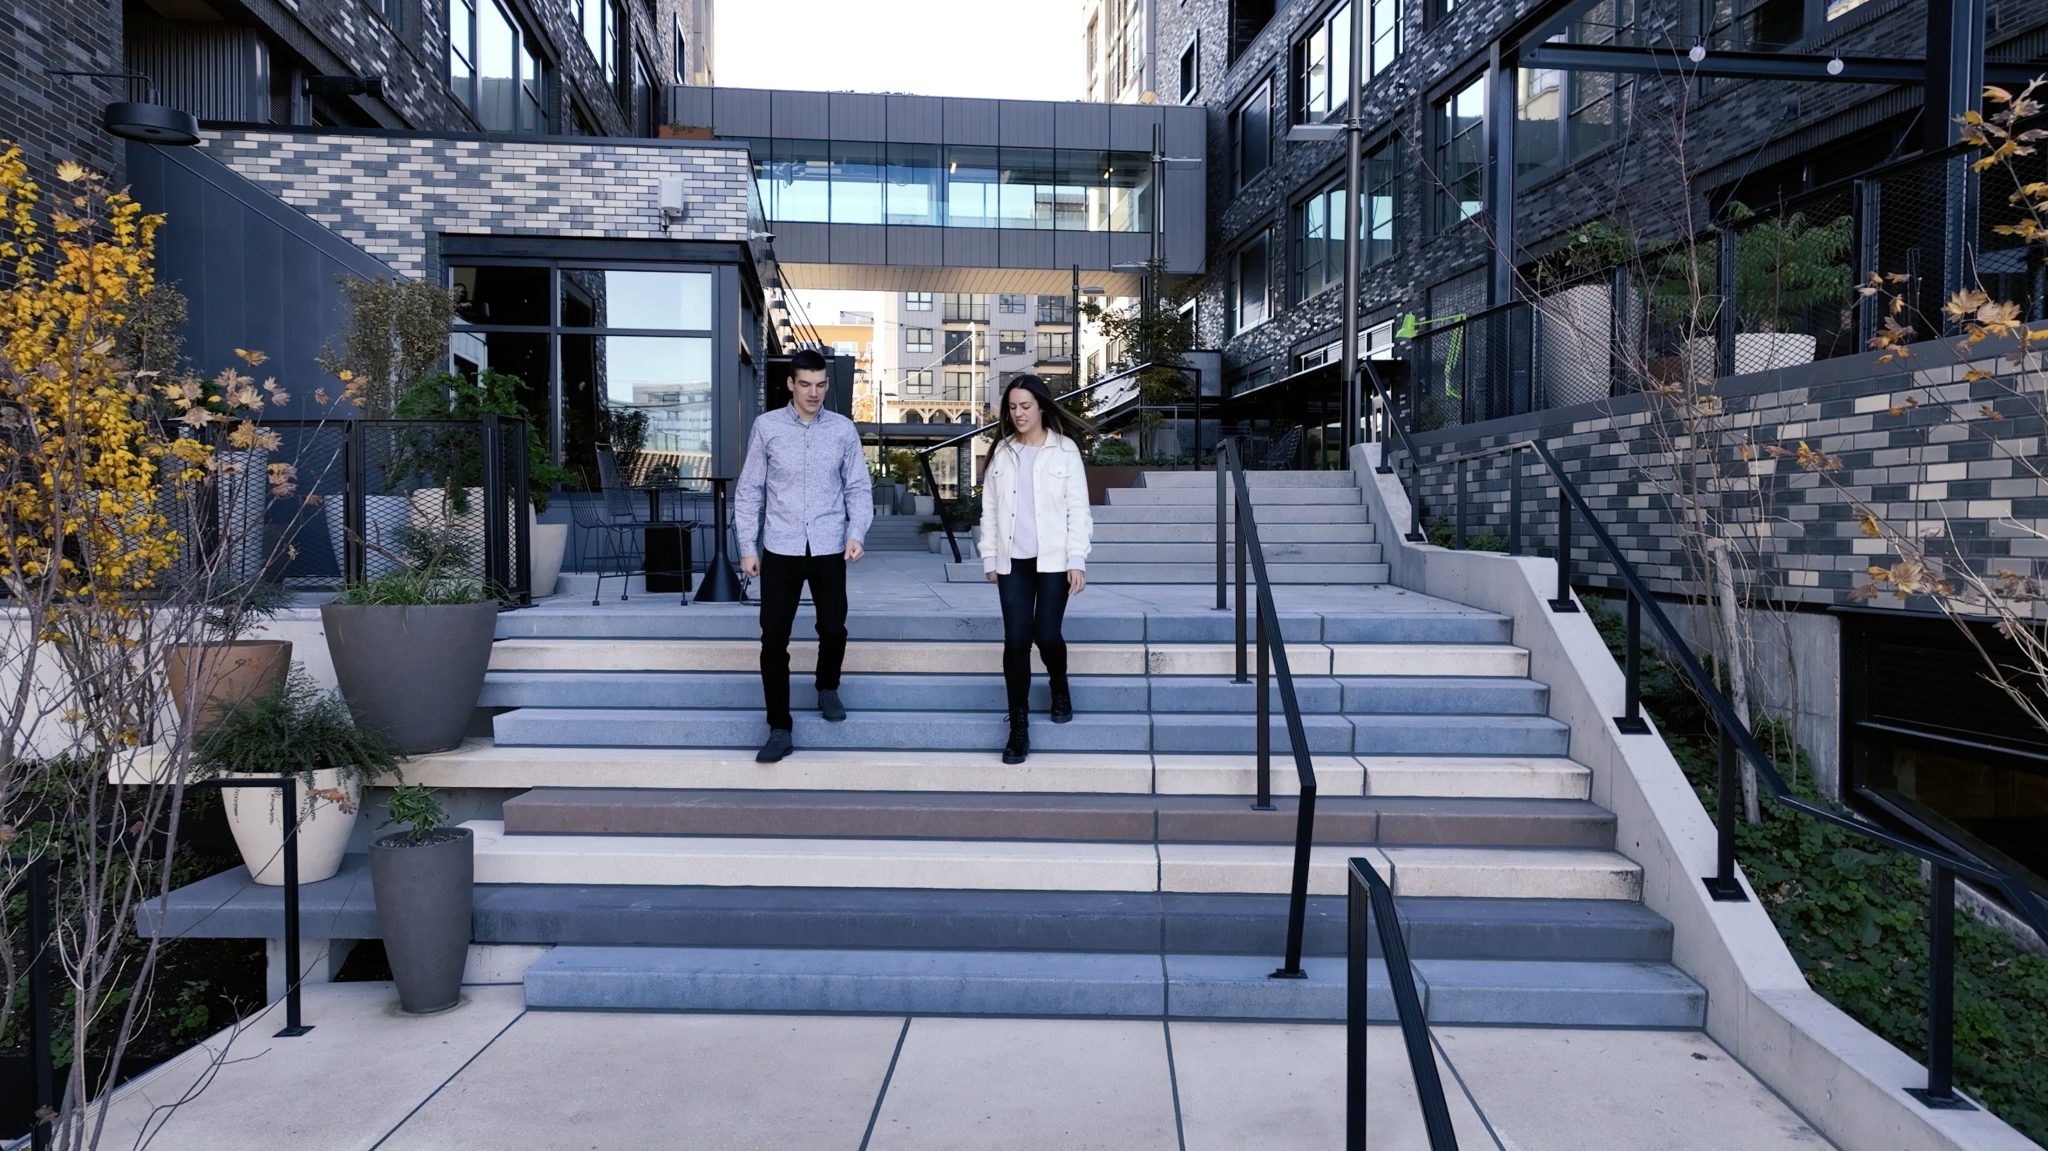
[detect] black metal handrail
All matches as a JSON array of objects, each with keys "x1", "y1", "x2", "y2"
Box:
[
  {"x1": 6, "y1": 776, "x2": 310, "y2": 1151},
  {"x1": 917, "y1": 362, "x2": 1167, "y2": 564},
  {"x1": 1364, "y1": 368, "x2": 2048, "y2": 1109},
  {"x1": 1348, "y1": 857, "x2": 1459, "y2": 1151},
  {"x1": 1211, "y1": 438, "x2": 1317, "y2": 978}
]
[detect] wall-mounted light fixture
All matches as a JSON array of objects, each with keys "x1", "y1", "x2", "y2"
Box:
[{"x1": 50, "y1": 70, "x2": 199, "y2": 146}]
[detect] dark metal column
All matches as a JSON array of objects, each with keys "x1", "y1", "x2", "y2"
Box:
[
  {"x1": 1926, "y1": 0, "x2": 1985, "y2": 315},
  {"x1": 1486, "y1": 41, "x2": 1519, "y2": 308},
  {"x1": 1338, "y1": 0, "x2": 1366, "y2": 462}
]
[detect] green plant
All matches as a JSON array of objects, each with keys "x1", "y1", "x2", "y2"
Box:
[
  {"x1": 596, "y1": 404, "x2": 650, "y2": 484},
  {"x1": 1652, "y1": 205, "x2": 1855, "y2": 334},
  {"x1": 941, "y1": 489, "x2": 981, "y2": 532},
  {"x1": 1088, "y1": 439, "x2": 1137, "y2": 465},
  {"x1": 379, "y1": 784, "x2": 451, "y2": 846},
  {"x1": 200, "y1": 574, "x2": 294, "y2": 643},
  {"x1": 1529, "y1": 217, "x2": 1638, "y2": 291},
  {"x1": 318, "y1": 277, "x2": 459, "y2": 418},
  {"x1": 1423, "y1": 519, "x2": 1510, "y2": 554},
  {"x1": 193, "y1": 667, "x2": 404, "y2": 802},
  {"x1": 885, "y1": 448, "x2": 919, "y2": 488},
  {"x1": 394, "y1": 370, "x2": 573, "y2": 514}
]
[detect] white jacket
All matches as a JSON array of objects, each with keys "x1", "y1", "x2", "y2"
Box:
[{"x1": 978, "y1": 431, "x2": 1093, "y2": 575}]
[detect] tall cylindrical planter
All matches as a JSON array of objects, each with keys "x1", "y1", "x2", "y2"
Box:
[
  {"x1": 369, "y1": 827, "x2": 474, "y2": 1014},
  {"x1": 321, "y1": 602, "x2": 500, "y2": 754}
]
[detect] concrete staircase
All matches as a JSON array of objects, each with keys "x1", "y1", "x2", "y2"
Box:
[
  {"x1": 861, "y1": 508, "x2": 939, "y2": 553},
  {"x1": 944, "y1": 470, "x2": 1390, "y2": 584},
  {"x1": 143, "y1": 468, "x2": 1705, "y2": 1031}
]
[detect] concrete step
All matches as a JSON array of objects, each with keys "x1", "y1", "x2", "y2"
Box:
[
  {"x1": 395, "y1": 744, "x2": 1592, "y2": 803},
  {"x1": 488, "y1": 708, "x2": 1567, "y2": 756},
  {"x1": 492, "y1": 608, "x2": 1510, "y2": 645},
  {"x1": 1107, "y1": 487, "x2": 1363, "y2": 506},
  {"x1": 1139, "y1": 470, "x2": 1360, "y2": 488},
  {"x1": 1143, "y1": 677, "x2": 1547, "y2": 716},
  {"x1": 499, "y1": 790, "x2": 1616, "y2": 848},
  {"x1": 1091, "y1": 503, "x2": 1370, "y2": 524},
  {"x1": 480, "y1": 672, "x2": 1157, "y2": 713},
  {"x1": 465, "y1": 822, "x2": 1641, "y2": 900},
  {"x1": 1086, "y1": 541, "x2": 1383, "y2": 564},
  {"x1": 1089, "y1": 521, "x2": 1375, "y2": 544},
  {"x1": 521, "y1": 946, "x2": 1704, "y2": 1026},
  {"x1": 147, "y1": 860, "x2": 1674, "y2": 964},
  {"x1": 403, "y1": 743, "x2": 1164, "y2": 793},
  {"x1": 490, "y1": 708, "x2": 1155, "y2": 752},
  {"x1": 1362, "y1": 756, "x2": 1592, "y2": 800},
  {"x1": 489, "y1": 639, "x2": 1527, "y2": 678},
  {"x1": 945, "y1": 561, "x2": 1392, "y2": 584}
]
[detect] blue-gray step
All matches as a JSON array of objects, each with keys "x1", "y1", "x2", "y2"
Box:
[
  {"x1": 492, "y1": 708, "x2": 1152, "y2": 751},
  {"x1": 521, "y1": 946, "x2": 1706, "y2": 1026},
  {"x1": 1107, "y1": 488, "x2": 1361, "y2": 506},
  {"x1": 481, "y1": 672, "x2": 1548, "y2": 717},
  {"x1": 481, "y1": 672, "x2": 1155, "y2": 713},
  {"x1": 494, "y1": 608, "x2": 1514, "y2": 646},
  {"x1": 944, "y1": 561, "x2": 1393, "y2": 584},
  {"x1": 489, "y1": 708, "x2": 1570, "y2": 755},
  {"x1": 1091, "y1": 503, "x2": 1371, "y2": 524},
  {"x1": 1092, "y1": 522, "x2": 1375, "y2": 544},
  {"x1": 137, "y1": 861, "x2": 1673, "y2": 963},
  {"x1": 1086, "y1": 542, "x2": 1383, "y2": 564}
]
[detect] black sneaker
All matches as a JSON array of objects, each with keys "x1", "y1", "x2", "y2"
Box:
[
  {"x1": 818, "y1": 689, "x2": 846, "y2": 722},
  {"x1": 756, "y1": 728, "x2": 794, "y2": 763}
]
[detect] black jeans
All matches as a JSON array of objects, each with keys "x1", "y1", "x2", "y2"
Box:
[
  {"x1": 759, "y1": 548, "x2": 849, "y2": 732},
  {"x1": 996, "y1": 558, "x2": 1071, "y2": 713}
]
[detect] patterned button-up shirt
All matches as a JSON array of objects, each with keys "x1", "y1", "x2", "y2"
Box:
[{"x1": 733, "y1": 404, "x2": 874, "y2": 558}]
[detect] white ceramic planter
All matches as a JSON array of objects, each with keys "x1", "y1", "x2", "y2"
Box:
[
  {"x1": 530, "y1": 519, "x2": 568, "y2": 598},
  {"x1": 326, "y1": 493, "x2": 412, "y2": 580},
  {"x1": 221, "y1": 767, "x2": 362, "y2": 886},
  {"x1": 1537, "y1": 283, "x2": 1614, "y2": 405},
  {"x1": 1684, "y1": 332, "x2": 1817, "y2": 380}
]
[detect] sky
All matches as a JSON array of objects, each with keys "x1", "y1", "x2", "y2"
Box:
[{"x1": 715, "y1": 0, "x2": 1089, "y2": 326}]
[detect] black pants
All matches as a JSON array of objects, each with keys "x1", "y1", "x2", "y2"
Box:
[
  {"x1": 997, "y1": 558, "x2": 1070, "y2": 713},
  {"x1": 759, "y1": 548, "x2": 849, "y2": 732}
]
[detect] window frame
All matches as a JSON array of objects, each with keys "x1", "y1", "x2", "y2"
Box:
[
  {"x1": 447, "y1": 0, "x2": 550, "y2": 134},
  {"x1": 1230, "y1": 77, "x2": 1273, "y2": 194},
  {"x1": 1292, "y1": 0, "x2": 1401, "y2": 126},
  {"x1": 1433, "y1": 74, "x2": 1486, "y2": 231},
  {"x1": 1179, "y1": 34, "x2": 1201, "y2": 103},
  {"x1": 1227, "y1": 226, "x2": 1273, "y2": 336},
  {"x1": 906, "y1": 292, "x2": 934, "y2": 312},
  {"x1": 906, "y1": 327, "x2": 934, "y2": 353}
]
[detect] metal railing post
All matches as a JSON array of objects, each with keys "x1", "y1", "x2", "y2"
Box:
[
  {"x1": 1455, "y1": 458, "x2": 1468, "y2": 549},
  {"x1": 1276, "y1": 781, "x2": 1313, "y2": 978},
  {"x1": 1508, "y1": 448, "x2": 1523, "y2": 555},
  {"x1": 1716, "y1": 225, "x2": 1738, "y2": 379},
  {"x1": 509, "y1": 416, "x2": 532, "y2": 604},
  {"x1": 1346, "y1": 864, "x2": 1368, "y2": 1151},
  {"x1": 1255, "y1": 607, "x2": 1274, "y2": 811},
  {"x1": 1617, "y1": 592, "x2": 1650, "y2": 733},
  {"x1": 1703, "y1": 724, "x2": 1746, "y2": 901},
  {"x1": 1235, "y1": 489, "x2": 1249, "y2": 684},
  {"x1": 1549, "y1": 487, "x2": 1577, "y2": 612},
  {"x1": 199, "y1": 778, "x2": 314, "y2": 1034},
  {"x1": 480, "y1": 415, "x2": 508, "y2": 600},
  {"x1": 1406, "y1": 452, "x2": 1425, "y2": 542},
  {"x1": 1215, "y1": 451, "x2": 1227, "y2": 611},
  {"x1": 23, "y1": 855, "x2": 53, "y2": 1151},
  {"x1": 1854, "y1": 178, "x2": 1879, "y2": 349},
  {"x1": 1913, "y1": 863, "x2": 1972, "y2": 1109},
  {"x1": 345, "y1": 421, "x2": 366, "y2": 586},
  {"x1": 923, "y1": 455, "x2": 960, "y2": 565}
]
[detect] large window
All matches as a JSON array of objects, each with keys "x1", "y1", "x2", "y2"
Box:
[
  {"x1": 999, "y1": 330, "x2": 1027, "y2": 356},
  {"x1": 1228, "y1": 229, "x2": 1272, "y2": 335},
  {"x1": 1707, "y1": 0, "x2": 1807, "y2": 50},
  {"x1": 1294, "y1": 1, "x2": 1401, "y2": 124},
  {"x1": 1518, "y1": 1, "x2": 1632, "y2": 178},
  {"x1": 1179, "y1": 36, "x2": 1200, "y2": 103},
  {"x1": 580, "y1": 0, "x2": 618, "y2": 88},
  {"x1": 448, "y1": 0, "x2": 549, "y2": 133},
  {"x1": 673, "y1": 17, "x2": 688, "y2": 85},
  {"x1": 1037, "y1": 331, "x2": 1073, "y2": 362},
  {"x1": 1435, "y1": 76, "x2": 1486, "y2": 229},
  {"x1": 906, "y1": 292, "x2": 933, "y2": 311},
  {"x1": 906, "y1": 327, "x2": 933, "y2": 353},
  {"x1": 751, "y1": 140, "x2": 1153, "y2": 232},
  {"x1": 1291, "y1": 148, "x2": 1395, "y2": 305},
  {"x1": 448, "y1": 263, "x2": 718, "y2": 490},
  {"x1": 903, "y1": 369, "x2": 933, "y2": 396},
  {"x1": 999, "y1": 295, "x2": 1027, "y2": 314},
  {"x1": 943, "y1": 370, "x2": 978, "y2": 401},
  {"x1": 1366, "y1": 139, "x2": 1398, "y2": 266},
  {"x1": 1229, "y1": 0, "x2": 1278, "y2": 63},
  {"x1": 944, "y1": 329, "x2": 982, "y2": 365},
  {"x1": 944, "y1": 294, "x2": 987, "y2": 323},
  {"x1": 1037, "y1": 297, "x2": 1071, "y2": 324},
  {"x1": 1231, "y1": 79, "x2": 1271, "y2": 192}
]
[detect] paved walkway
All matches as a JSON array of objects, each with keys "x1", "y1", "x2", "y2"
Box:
[{"x1": 77, "y1": 983, "x2": 1833, "y2": 1150}]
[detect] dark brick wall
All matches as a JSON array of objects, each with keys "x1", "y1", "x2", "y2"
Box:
[
  {"x1": 1167, "y1": 0, "x2": 2048, "y2": 390},
  {"x1": 1396, "y1": 346, "x2": 2046, "y2": 609},
  {"x1": 1, "y1": 0, "x2": 126, "y2": 186}
]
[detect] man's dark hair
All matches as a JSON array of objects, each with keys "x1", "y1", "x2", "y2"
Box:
[{"x1": 789, "y1": 348, "x2": 830, "y2": 375}]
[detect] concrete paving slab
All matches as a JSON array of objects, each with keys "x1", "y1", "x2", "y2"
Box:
[
  {"x1": 1433, "y1": 1026, "x2": 1835, "y2": 1150},
  {"x1": 867, "y1": 1017, "x2": 1180, "y2": 1151},
  {"x1": 384, "y1": 1010, "x2": 902, "y2": 1151},
  {"x1": 82, "y1": 983, "x2": 524, "y2": 1151}
]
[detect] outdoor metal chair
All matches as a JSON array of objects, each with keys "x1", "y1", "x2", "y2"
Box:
[{"x1": 572, "y1": 446, "x2": 694, "y2": 605}]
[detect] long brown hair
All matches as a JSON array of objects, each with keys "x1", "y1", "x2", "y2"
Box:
[{"x1": 994, "y1": 373, "x2": 1093, "y2": 451}]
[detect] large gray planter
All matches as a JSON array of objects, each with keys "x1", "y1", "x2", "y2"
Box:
[
  {"x1": 321, "y1": 602, "x2": 499, "y2": 754},
  {"x1": 368, "y1": 827, "x2": 473, "y2": 1014}
]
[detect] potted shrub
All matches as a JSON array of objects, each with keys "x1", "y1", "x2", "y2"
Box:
[
  {"x1": 941, "y1": 490, "x2": 982, "y2": 559},
  {"x1": 164, "y1": 576, "x2": 294, "y2": 738},
  {"x1": 1085, "y1": 438, "x2": 1142, "y2": 505},
  {"x1": 1660, "y1": 206, "x2": 1855, "y2": 378},
  {"x1": 369, "y1": 784, "x2": 473, "y2": 1014},
  {"x1": 322, "y1": 524, "x2": 501, "y2": 755},
  {"x1": 1529, "y1": 219, "x2": 1636, "y2": 403},
  {"x1": 194, "y1": 667, "x2": 403, "y2": 885}
]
